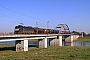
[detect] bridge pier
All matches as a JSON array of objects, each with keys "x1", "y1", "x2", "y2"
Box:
[
  {"x1": 15, "y1": 40, "x2": 28, "y2": 52},
  {"x1": 73, "y1": 35, "x2": 79, "y2": 40},
  {"x1": 64, "y1": 35, "x2": 73, "y2": 43},
  {"x1": 38, "y1": 37, "x2": 47, "y2": 48},
  {"x1": 63, "y1": 35, "x2": 74, "y2": 46},
  {"x1": 49, "y1": 36, "x2": 62, "y2": 46}
]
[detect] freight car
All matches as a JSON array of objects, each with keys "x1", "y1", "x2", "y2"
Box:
[
  {"x1": 14, "y1": 25, "x2": 59, "y2": 34},
  {"x1": 60, "y1": 31, "x2": 70, "y2": 34}
]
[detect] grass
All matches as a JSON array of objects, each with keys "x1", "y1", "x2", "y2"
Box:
[
  {"x1": 0, "y1": 44, "x2": 90, "y2": 60},
  {"x1": 0, "y1": 36, "x2": 90, "y2": 60},
  {"x1": 73, "y1": 36, "x2": 90, "y2": 42}
]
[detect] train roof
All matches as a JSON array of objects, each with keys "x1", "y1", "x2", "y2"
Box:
[
  {"x1": 15, "y1": 25, "x2": 59, "y2": 31},
  {"x1": 16, "y1": 25, "x2": 32, "y2": 27}
]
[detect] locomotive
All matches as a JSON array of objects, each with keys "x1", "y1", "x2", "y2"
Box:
[{"x1": 14, "y1": 25, "x2": 59, "y2": 34}]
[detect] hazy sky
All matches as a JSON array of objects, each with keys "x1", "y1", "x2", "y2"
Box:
[{"x1": 0, "y1": 0, "x2": 90, "y2": 33}]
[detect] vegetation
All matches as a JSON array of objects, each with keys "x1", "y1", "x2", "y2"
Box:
[
  {"x1": 0, "y1": 44, "x2": 90, "y2": 60},
  {"x1": 73, "y1": 36, "x2": 90, "y2": 42},
  {"x1": 71, "y1": 31, "x2": 87, "y2": 37},
  {"x1": 71, "y1": 31, "x2": 81, "y2": 35},
  {"x1": 87, "y1": 33, "x2": 90, "y2": 36},
  {"x1": 0, "y1": 36, "x2": 90, "y2": 60}
]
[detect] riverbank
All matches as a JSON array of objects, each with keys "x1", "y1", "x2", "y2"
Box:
[
  {"x1": 0, "y1": 44, "x2": 90, "y2": 60},
  {"x1": 28, "y1": 36, "x2": 90, "y2": 42},
  {"x1": 0, "y1": 36, "x2": 90, "y2": 60},
  {"x1": 73, "y1": 36, "x2": 90, "y2": 42}
]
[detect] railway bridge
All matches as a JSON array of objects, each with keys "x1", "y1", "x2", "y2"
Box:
[
  {"x1": 0, "y1": 24, "x2": 80, "y2": 51},
  {"x1": 0, "y1": 34, "x2": 79, "y2": 52}
]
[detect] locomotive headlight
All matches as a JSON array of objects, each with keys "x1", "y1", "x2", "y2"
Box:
[
  {"x1": 14, "y1": 29, "x2": 19, "y2": 31},
  {"x1": 45, "y1": 30, "x2": 46, "y2": 32}
]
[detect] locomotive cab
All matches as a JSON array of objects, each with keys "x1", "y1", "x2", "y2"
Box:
[
  {"x1": 14, "y1": 25, "x2": 23, "y2": 34},
  {"x1": 14, "y1": 25, "x2": 35, "y2": 34}
]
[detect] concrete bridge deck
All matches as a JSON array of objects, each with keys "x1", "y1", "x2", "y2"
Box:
[
  {"x1": 0, "y1": 34, "x2": 79, "y2": 52},
  {"x1": 0, "y1": 34, "x2": 71, "y2": 37}
]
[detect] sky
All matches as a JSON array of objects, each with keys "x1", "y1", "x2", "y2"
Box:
[{"x1": 0, "y1": 0, "x2": 90, "y2": 34}]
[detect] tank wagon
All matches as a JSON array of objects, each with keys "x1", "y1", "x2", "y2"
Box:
[{"x1": 14, "y1": 25, "x2": 59, "y2": 34}]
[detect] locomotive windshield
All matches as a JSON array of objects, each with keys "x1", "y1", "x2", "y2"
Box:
[
  {"x1": 14, "y1": 25, "x2": 23, "y2": 31},
  {"x1": 14, "y1": 26, "x2": 19, "y2": 31}
]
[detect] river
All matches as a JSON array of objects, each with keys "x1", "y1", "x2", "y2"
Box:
[{"x1": 0, "y1": 41, "x2": 90, "y2": 46}]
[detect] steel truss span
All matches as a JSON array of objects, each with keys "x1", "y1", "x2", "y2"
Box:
[{"x1": 56, "y1": 24, "x2": 70, "y2": 34}]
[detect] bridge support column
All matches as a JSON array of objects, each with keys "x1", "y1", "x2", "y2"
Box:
[
  {"x1": 38, "y1": 38, "x2": 47, "y2": 48},
  {"x1": 49, "y1": 36, "x2": 62, "y2": 46},
  {"x1": 73, "y1": 35, "x2": 79, "y2": 40},
  {"x1": 81, "y1": 32, "x2": 83, "y2": 37},
  {"x1": 15, "y1": 40, "x2": 28, "y2": 52},
  {"x1": 64, "y1": 35, "x2": 73, "y2": 46},
  {"x1": 65, "y1": 35, "x2": 73, "y2": 43}
]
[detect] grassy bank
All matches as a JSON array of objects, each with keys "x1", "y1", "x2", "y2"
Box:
[
  {"x1": 0, "y1": 44, "x2": 90, "y2": 60},
  {"x1": 0, "y1": 36, "x2": 90, "y2": 60},
  {"x1": 73, "y1": 36, "x2": 90, "y2": 42}
]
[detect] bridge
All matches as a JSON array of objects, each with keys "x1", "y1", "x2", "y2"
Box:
[
  {"x1": 0, "y1": 24, "x2": 80, "y2": 51},
  {"x1": 0, "y1": 34, "x2": 79, "y2": 52}
]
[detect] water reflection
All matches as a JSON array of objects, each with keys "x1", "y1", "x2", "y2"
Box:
[
  {"x1": 63, "y1": 42, "x2": 90, "y2": 46},
  {"x1": 0, "y1": 41, "x2": 90, "y2": 46},
  {"x1": 0, "y1": 41, "x2": 15, "y2": 44},
  {"x1": 64, "y1": 42, "x2": 73, "y2": 46},
  {"x1": 73, "y1": 42, "x2": 90, "y2": 46}
]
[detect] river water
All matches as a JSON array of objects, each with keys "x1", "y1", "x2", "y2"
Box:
[{"x1": 0, "y1": 41, "x2": 90, "y2": 46}]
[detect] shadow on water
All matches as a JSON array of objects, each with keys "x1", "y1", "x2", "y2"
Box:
[
  {"x1": 0, "y1": 46, "x2": 15, "y2": 51},
  {"x1": 0, "y1": 45, "x2": 38, "y2": 51},
  {"x1": 28, "y1": 45, "x2": 38, "y2": 47},
  {"x1": 28, "y1": 42, "x2": 38, "y2": 47},
  {"x1": 0, "y1": 41, "x2": 90, "y2": 51},
  {"x1": 0, "y1": 41, "x2": 15, "y2": 51},
  {"x1": 0, "y1": 41, "x2": 39, "y2": 51}
]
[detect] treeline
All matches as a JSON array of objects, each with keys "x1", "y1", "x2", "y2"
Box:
[
  {"x1": 71, "y1": 31, "x2": 90, "y2": 37},
  {"x1": 87, "y1": 33, "x2": 90, "y2": 36}
]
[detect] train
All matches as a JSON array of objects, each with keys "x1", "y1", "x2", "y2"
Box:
[
  {"x1": 14, "y1": 25, "x2": 70, "y2": 34},
  {"x1": 14, "y1": 25, "x2": 59, "y2": 34}
]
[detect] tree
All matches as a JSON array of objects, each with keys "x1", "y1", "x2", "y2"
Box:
[
  {"x1": 71, "y1": 31, "x2": 81, "y2": 35},
  {"x1": 87, "y1": 33, "x2": 90, "y2": 36}
]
